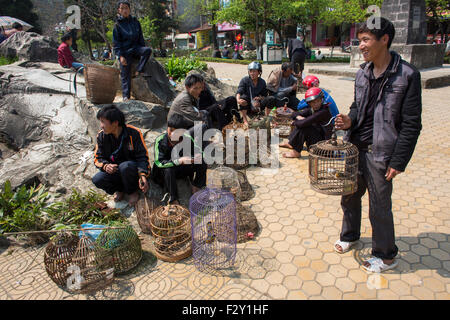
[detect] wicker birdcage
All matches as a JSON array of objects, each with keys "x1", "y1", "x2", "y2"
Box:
[
  {"x1": 96, "y1": 226, "x2": 142, "y2": 274},
  {"x1": 189, "y1": 188, "x2": 237, "y2": 271},
  {"x1": 44, "y1": 232, "x2": 115, "y2": 293},
  {"x1": 207, "y1": 166, "x2": 242, "y2": 201},
  {"x1": 135, "y1": 197, "x2": 159, "y2": 234},
  {"x1": 149, "y1": 203, "x2": 192, "y2": 262},
  {"x1": 222, "y1": 116, "x2": 250, "y2": 170},
  {"x1": 308, "y1": 132, "x2": 359, "y2": 195},
  {"x1": 44, "y1": 232, "x2": 79, "y2": 287},
  {"x1": 236, "y1": 170, "x2": 255, "y2": 201},
  {"x1": 84, "y1": 64, "x2": 120, "y2": 104},
  {"x1": 272, "y1": 106, "x2": 294, "y2": 138}
]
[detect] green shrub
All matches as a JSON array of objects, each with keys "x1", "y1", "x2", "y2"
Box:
[
  {"x1": 98, "y1": 60, "x2": 116, "y2": 66},
  {"x1": 0, "y1": 181, "x2": 52, "y2": 234},
  {"x1": 164, "y1": 54, "x2": 208, "y2": 81},
  {"x1": 47, "y1": 188, "x2": 128, "y2": 227},
  {"x1": 444, "y1": 56, "x2": 450, "y2": 64},
  {"x1": 0, "y1": 56, "x2": 19, "y2": 66}
]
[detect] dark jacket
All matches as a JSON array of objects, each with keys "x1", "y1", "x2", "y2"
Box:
[
  {"x1": 113, "y1": 15, "x2": 145, "y2": 58},
  {"x1": 236, "y1": 76, "x2": 268, "y2": 102},
  {"x1": 94, "y1": 124, "x2": 150, "y2": 177},
  {"x1": 291, "y1": 104, "x2": 333, "y2": 139},
  {"x1": 346, "y1": 51, "x2": 422, "y2": 172},
  {"x1": 198, "y1": 84, "x2": 217, "y2": 110},
  {"x1": 168, "y1": 90, "x2": 204, "y2": 127},
  {"x1": 288, "y1": 38, "x2": 306, "y2": 59}
]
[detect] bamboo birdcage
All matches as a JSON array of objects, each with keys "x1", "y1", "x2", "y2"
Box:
[
  {"x1": 273, "y1": 106, "x2": 294, "y2": 138},
  {"x1": 84, "y1": 64, "x2": 120, "y2": 104},
  {"x1": 96, "y1": 226, "x2": 142, "y2": 274},
  {"x1": 222, "y1": 116, "x2": 250, "y2": 170},
  {"x1": 308, "y1": 131, "x2": 359, "y2": 196},
  {"x1": 149, "y1": 203, "x2": 192, "y2": 262},
  {"x1": 236, "y1": 170, "x2": 255, "y2": 201},
  {"x1": 207, "y1": 166, "x2": 241, "y2": 201},
  {"x1": 44, "y1": 232, "x2": 115, "y2": 293},
  {"x1": 189, "y1": 188, "x2": 237, "y2": 271},
  {"x1": 135, "y1": 197, "x2": 159, "y2": 234}
]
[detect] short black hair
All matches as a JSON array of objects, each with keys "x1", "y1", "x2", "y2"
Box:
[
  {"x1": 96, "y1": 104, "x2": 125, "y2": 127},
  {"x1": 167, "y1": 114, "x2": 191, "y2": 130},
  {"x1": 357, "y1": 17, "x2": 395, "y2": 49},
  {"x1": 12, "y1": 22, "x2": 23, "y2": 30},
  {"x1": 117, "y1": 1, "x2": 130, "y2": 9},
  {"x1": 281, "y1": 62, "x2": 293, "y2": 72},
  {"x1": 184, "y1": 74, "x2": 204, "y2": 88},
  {"x1": 61, "y1": 33, "x2": 72, "y2": 43}
]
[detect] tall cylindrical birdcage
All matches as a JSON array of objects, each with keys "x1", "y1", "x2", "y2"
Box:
[
  {"x1": 189, "y1": 188, "x2": 237, "y2": 271},
  {"x1": 207, "y1": 166, "x2": 241, "y2": 201},
  {"x1": 308, "y1": 133, "x2": 359, "y2": 195},
  {"x1": 135, "y1": 197, "x2": 159, "y2": 234},
  {"x1": 149, "y1": 203, "x2": 192, "y2": 262},
  {"x1": 273, "y1": 106, "x2": 294, "y2": 138},
  {"x1": 222, "y1": 116, "x2": 250, "y2": 170}
]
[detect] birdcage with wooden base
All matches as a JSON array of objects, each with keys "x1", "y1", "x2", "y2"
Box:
[
  {"x1": 189, "y1": 188, "x2": 237, "y2": 271},
  {"x1": 135, "y1": 197, "x2": 159, "y2": 234},
  {"x1": 207, "y1": 166, "x2": 241, "y2": 201},
  {"x1": 96, "y1": 226, "x2": 142, "y2": 274},
  {"x1": 308, "y1": 131, "x2": 359, "y2": 195},
  {"x1": 272, "y1": 105, "x2": 294, "y2": 138},
  {"x1": 149, "y1": 202, "x2": 192, "y2": 262},
  {"x1": 44, "y1": 231, "x2": 115, "y2": 293}
]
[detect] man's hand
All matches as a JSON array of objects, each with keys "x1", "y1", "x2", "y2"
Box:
[
  {"x1": 385, "y1": 167, "x2": 402, "y2": 181},
  {"x1": 120, "y1": 56, "x2": 127, "y2": 66},
  {"x1": 292, "y1": 83, "x2": 298, "y2": 92},
  {"x1": 179, "y1": 156, "x2": 193, "y2": 165},
  {"x1": 237, "y1": 98, "x2": 248, "y2": 106},
  {"x1": 296, "y1": 115, "x2": 305, "y2": 121},
  {"x1": 105, "y1": 164, "x2": 118, "y2": 174},
  {"x1": 335, "y1": 114, "x2": 352, "y2": 130},
  {"x1": 193, "y1": 154, "x2": 202, "y2": 163},
  {"x1": 139, "y1": 176, "x2": 149, "y2": 193}
]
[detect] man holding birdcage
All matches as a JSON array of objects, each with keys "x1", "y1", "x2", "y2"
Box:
[{"x1": 334, "y1": 18, "x2": 422, "y2": 273}]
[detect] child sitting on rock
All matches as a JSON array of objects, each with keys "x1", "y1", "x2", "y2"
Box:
[{"x1": 57, "y1": 33, "x2": 84, "y2": 73}]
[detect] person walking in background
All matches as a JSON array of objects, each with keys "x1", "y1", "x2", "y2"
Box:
[
  {"x1": 288, "y1": 33, "x2": 307, "y2": 79},
  {"x1": 334, "y1": 18, "x2": 422, "y2": 273},
  {"x1": 113, "y1": 0, "x2": 152, "y2": 101}
]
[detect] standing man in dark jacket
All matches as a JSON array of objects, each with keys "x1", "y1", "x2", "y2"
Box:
[
  {"x1": 334, "y1": 18, "x2": 422, "y2": 273},
  {"x1": 287, "y1": 34, "x2": 307, "y2": 79},
  {"x1": 113, "y1": 1, "x2": 152, "y2": 101},
  {"x1": 92, "y1": 104, "x2": 151, "y2": 206}
]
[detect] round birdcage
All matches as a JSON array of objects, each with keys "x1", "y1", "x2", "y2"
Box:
[
  {"x1": 272, "y1": 106, "x2": 294, "y2": 138},
  {"x1": 96, "y1": 226, "x2": 142, "y2": 274},
  {"x1": 135, "y1": 197, "x2": 159, "y2": 234},
  {"x1": 207, "y1": 166, "x2": 241, "y2": 201},
  {"x1": 189, "y1": 188, "x2": 237, "y2": 271},
  {"x1": 308, "y1": 133, "x2": 359, "y2": 196},
  {"x1": 44, "y1": 232, "x2": 115, "y2": 293},
  {"x1": 149, "y1": 203, "x2": 192, "y2": 262},
  {"x1": 44, "y1": 232, "x2": 79, "y2": 287}
]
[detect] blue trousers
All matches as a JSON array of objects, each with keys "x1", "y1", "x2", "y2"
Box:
[
  {"x1": 92, "y1": 161, "x2": 139, "y2": 195},
  {"x1": 120, "y1": 46, "x2": 152, "y2": 99}
]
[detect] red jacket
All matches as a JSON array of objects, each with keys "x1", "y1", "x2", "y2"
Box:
[{"x1": 57, "y1": 42, "x2": 74, "y2": 68}]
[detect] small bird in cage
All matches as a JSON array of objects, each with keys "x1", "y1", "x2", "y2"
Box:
[{"x1": 205, "y1": 221, "x2": 216, "y2": 244}]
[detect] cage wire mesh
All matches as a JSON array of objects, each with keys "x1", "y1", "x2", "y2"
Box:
[
  {"x1": 44, "y1": 231, "x2": 115, "y2": 293},
  {"x1": 189, "y1": 188, "x2": 237, "y2": 271},
  {"x1": 149, "y1": 203, "x2": 192, "y2": 262},
  {"x1": 135, "y1": 196, "x2": 159, "y2": 234},
  {"x1": 207, "y1": 166, "x2": 242, "y2": 201},
  {"x1": 96, "y1": 226, "x2": 142, "y2": 275},
  {"x1": 308, "y1": 134, "x2": 359, "y2": 196}
]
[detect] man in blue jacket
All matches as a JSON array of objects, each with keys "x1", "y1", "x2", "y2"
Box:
[{"x1": 113, "y1": 1, "x2": 152, "y2": 101}]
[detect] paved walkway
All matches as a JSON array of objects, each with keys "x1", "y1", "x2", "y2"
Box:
[{"x1": 0, "y1": 62, "x2": 449, "y2": 300}]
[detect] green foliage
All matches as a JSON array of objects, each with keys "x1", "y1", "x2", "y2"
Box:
[
  {"x1": 320, "y1": 0, "x2": 384, "y2": 26},
  {"x1": 47, "y1": 189, "x2": 128, "y2": 227},
  {"x1": 164, "y1": 54, "x2": 208, "y2": 80},
  {"x1": 0, "y1": 181, "x2": 52, "y2": 234},
  {"x1": 0, "y1": 56, "x2": 19, "y2": 66},
  {"x1": 99, "y1": 59, "x2": 116, "y2": 66}
]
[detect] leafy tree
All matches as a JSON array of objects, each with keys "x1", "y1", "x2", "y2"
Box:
[
  {"x1": 0, "y1": 0, "x2": 42, "y2": 33},
  {"x1": 426, "y1": 0, "x2": 450, "y2": 43},
  {"x1": 183, "y1": 0, "x2": 222, "y2": 50}
]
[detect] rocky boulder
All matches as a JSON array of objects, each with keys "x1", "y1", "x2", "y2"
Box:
[
  {"x1": 185, "y1": 67, "x2": 237, "y2": 101},
  {"x1": 0, "y1": 32, "x2": 59, "y2": 63}
]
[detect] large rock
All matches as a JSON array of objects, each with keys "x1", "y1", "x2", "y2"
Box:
[
  {"x1": 76, "y1": 98, "x2": 169, "y2": 142},
  {"x1": 186, "y1": 68, "x2": 237, "y2": 101},
  {"x1": 0, "y1": 32, "x2": 59, "y2": 62},
  {"x1": 114, "y1": 58, "x2": 175, "y2": 106}
]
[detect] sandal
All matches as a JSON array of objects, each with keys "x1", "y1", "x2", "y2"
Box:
[
  {"x1": 334, "y1": 239, "x2": 358, "y2": 254},
  {"x1": 362, "y1": 257, "x2": 398, "y2": 273}
]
